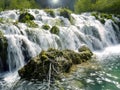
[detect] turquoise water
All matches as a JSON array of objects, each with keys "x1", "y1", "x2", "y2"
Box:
[{"x1": 10, "y1": 54, "x2": 120, "y2": 90}]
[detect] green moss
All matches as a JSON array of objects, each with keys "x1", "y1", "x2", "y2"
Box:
[
  {"x1": 100, "y1": 13, "x2": 112, "y2": 20},
  {"x1": 50, "y1": 26, "x2": 60, "y2": 35},
  {"x1": 91, "y1": 12, "x2": 99, "y2": 19},
  {"x1": 18, "y1": 12, "x2": 35, "y2": 23},
  {"x1": 18, "y1": 47, "x2": 93, "y2": 81},
  {"x1": 26, "y1": 20, "x2": 38, "y2": 28},
  {"x1": 0, "y1": 18, "x2": 4, "y2": 23},
  {"x1": 0, "y1": 31, "x2": 3, "y2": 37},
  {"x1": 42, "y1": 24, "x2": 50, "y2": 30},
  {"x1": 91, "y1": 12, "x2": 115, "y2": 24},
  {"x1": 59, "y1": 8, "x2": 74, "y2": 24},
  {"x1": 44, "y1": 9, "x2": 55, "y2": 17}
]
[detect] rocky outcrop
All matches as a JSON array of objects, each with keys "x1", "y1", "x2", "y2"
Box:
[
  {"x1": 18, "y1": 46, "x2": 93, "y2": 81},
  {"x1": 0, "y1": 31, "x2": 8, "y2": 72}
]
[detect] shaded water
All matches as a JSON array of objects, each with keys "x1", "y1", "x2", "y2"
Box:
[{"x1": 0, "y1": 9, "x2": 120, "y2": 90}]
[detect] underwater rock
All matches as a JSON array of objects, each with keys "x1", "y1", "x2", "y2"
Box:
[
  {"x1": 0, "y1": 31, "x2": 8, "y2": 72},
  {"x1": 18, "y1": 47, "x2": 93, "y2": 81}
]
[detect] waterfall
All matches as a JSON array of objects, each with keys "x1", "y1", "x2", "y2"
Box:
[{"x1": 0, "y1": 9, "x2": 120, "y2": 90}]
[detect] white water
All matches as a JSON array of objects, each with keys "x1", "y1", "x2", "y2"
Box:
[{"x1": 0, "y1": 9, "x2": 120, "y2": 90}]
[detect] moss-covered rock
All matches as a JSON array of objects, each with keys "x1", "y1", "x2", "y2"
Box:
[
  {"x1": 91, "y1": 12, "x2": 115, "y2": 24},
  {"x1": 50, "y1": 26, "x2": 59, "y2": 35},
  {"x1": 26, "y1": 20, "x2": 38, "y2": 28},
  {"x1": 18, "y1": 47, "x2": 93, "y2": 81},
  {"x1": 44, "y1": 9, "x2": 55, "y2": 18},
  {"x1": 59, "y1": 8, "x2": 74, "y2": 24},
  {"x1": 18, "y1": 12, "x2": 35, "y2": 23},
  {"x1": 42, "y1": 24, "x2": 50, "y2": 30},
  {"x1": 0, "y1": 31, "x2": 8, "y2": 72}
]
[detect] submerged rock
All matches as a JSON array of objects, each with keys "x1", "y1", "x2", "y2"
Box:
[
  {"x1": 0, "y1": 31, "x2": 8, "y2": 72},
  {"x1": 18, "y1": 47, "x2": 93, "y2": 81}
]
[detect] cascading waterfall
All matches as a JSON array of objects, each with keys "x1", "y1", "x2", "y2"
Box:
[{"x1": 0, "y1": 9, "x2": 120, "y2": 90}]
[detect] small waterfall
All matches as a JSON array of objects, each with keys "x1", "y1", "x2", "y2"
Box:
[{"x1": 0, "y1": 9, "x2": 120, "y2": 90}]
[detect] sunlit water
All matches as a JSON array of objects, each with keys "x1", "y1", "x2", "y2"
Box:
[{"x1": 0, "y1": 9, "x2": 120, "y2": 90}]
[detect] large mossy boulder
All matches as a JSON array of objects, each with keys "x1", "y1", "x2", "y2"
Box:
[
  {"x1": 18, "y1": 47, "x2": 93, "y2": 81},
  {"x1": 18, "y1": 12, "x2": 35, "y2": 23},
  {"x1": 0, "y1": 31, "x2": 8, "y2": 72}
]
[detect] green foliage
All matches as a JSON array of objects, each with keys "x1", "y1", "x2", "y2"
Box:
[
  {"x1": 75, "y1": 0, "x2": 120, "y2": 14},
  {"x1": 44, "y1": 9, "x2": 55, "y2": 17},
  {"x1": 42, "y1": 24, "x2": 50, "y2": 30},
  {"x1": 0, "y1": 0, "x2": 39, "y2": 11},
  {"x1": 50, "y1": 26, "x2": 60, "y2": 35}
]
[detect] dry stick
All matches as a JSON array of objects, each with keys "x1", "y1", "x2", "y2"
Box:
[{"x1": 48, "y1": 63, "x2": 52, "y2": 90}]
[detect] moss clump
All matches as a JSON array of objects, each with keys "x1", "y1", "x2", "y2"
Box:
[
  {"x1": 44, "y1": 9, "x2": 55, "y2": 17},
  {"x1": 18, "y1": 12, "x2": 35, "y2": 23},
  {"x1": 91, "y1": 12, "x2": 115, "y2": 24},
  {"x1": 59, "y1": 8, "x2": 72, "y2": 20},
  {"x1": 18, "y1": 46, "x2": 93, "y2": 81},
  {"x1": 50, "y1": 26, "x2": 59, "y2": 35},
  {"x1": 59, "y1": 8, "x2": 74, "y2": 24},
  {"x1": 42, "y1": 24, "x2": 50, "y2": 30},
  {"x1": 26, "y1": 20, "x2": 38, "y2": 28},
  {"x1": 0, "y1": 18, "x2": 4, "y2": 23},
  {"x1": 100, "y1": 13, "x2": 113, "y2": 20},
  {"x1": 0, "y1": 31, "x2": 8, "y2": 72}
]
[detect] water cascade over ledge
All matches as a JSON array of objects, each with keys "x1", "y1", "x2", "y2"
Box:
[{"x1": 0, "y1": 9, "x2": 120, "y2": 90}]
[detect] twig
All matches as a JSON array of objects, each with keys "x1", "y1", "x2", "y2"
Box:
[{"x1": 48, "y1": 63, "x2": 51, "y2": 90}]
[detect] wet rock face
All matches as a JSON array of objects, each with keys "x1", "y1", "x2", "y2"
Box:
[
  {"x1": 0, "y1": 31, "x2": 8, "y2": 72},
  {"x1": 18, "y1": 47, "x2": 93, "y2": 81}
]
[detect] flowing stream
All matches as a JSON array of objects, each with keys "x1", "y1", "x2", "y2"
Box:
[{"x1": 0, "y1": 9, "x2": 120, "y2": 90}]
